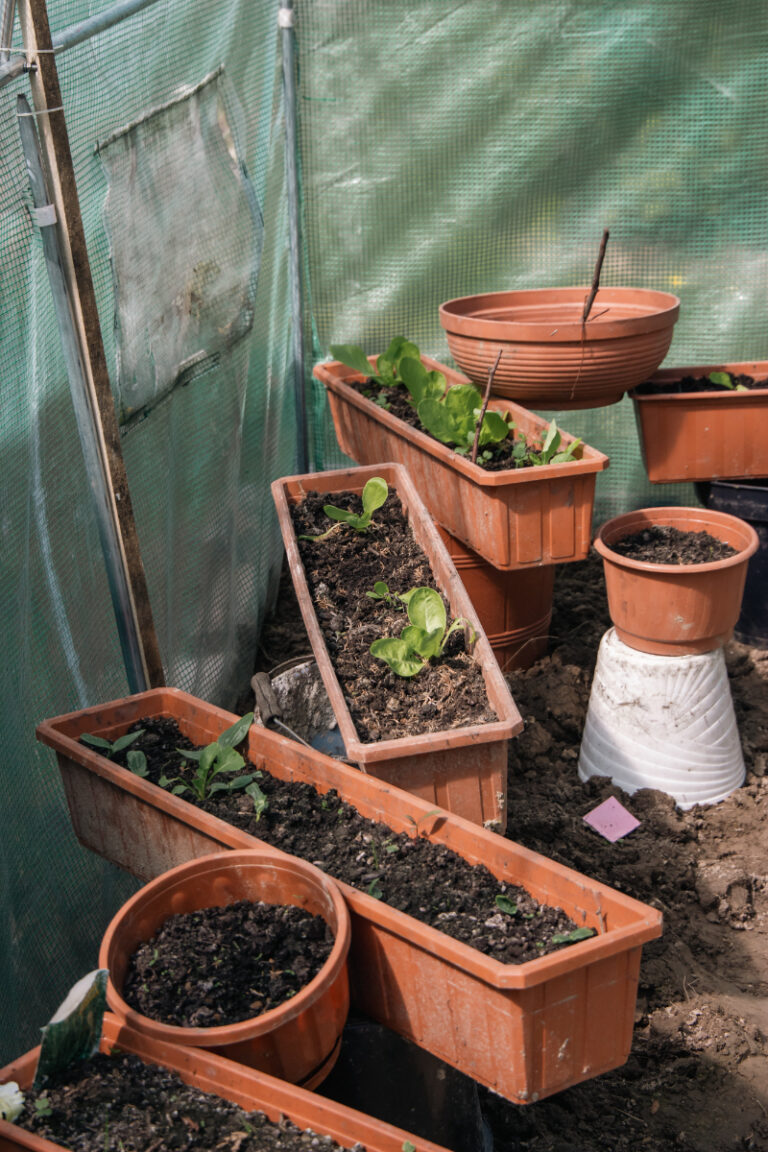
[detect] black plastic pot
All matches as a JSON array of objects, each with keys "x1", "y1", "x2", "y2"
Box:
[{"x1": 696, "y1": 479, "x2": 768, "y2": 647}]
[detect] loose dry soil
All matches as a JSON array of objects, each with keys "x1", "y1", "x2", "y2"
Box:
[{"x1": 254, "y1": 551, "x2": 768, "y2": 1152}]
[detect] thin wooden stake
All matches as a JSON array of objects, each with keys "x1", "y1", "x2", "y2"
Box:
[
  {"x1": 18, "y1": 0, "x2": 164, "y2": 690},
  {"x1": 582, "y1": 228, "x2": 610, "y2": 324},
  {"x1": 471, "y1": 349, "x2": 503, "y2": 465}
]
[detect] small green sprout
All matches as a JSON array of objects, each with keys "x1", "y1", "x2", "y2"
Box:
[
  {"x1": 370, "y1": 588, "x2": 474, "y2": 677},
  {"x1": 301, "y1": 478, "x2": 388, "y2": 541},
  {"x1": 34, "y1": 1096, "x2": 52, "y2": 1118},
  {"x1": 403, "y1": 1142, "x2": 417, "y2": 1152},
  {"x1": 708, "y1": 371, "x2": 748, "y2": 392},
  {"x1": 526, "y1": 420, "x2": 582, "y2": 466},
  {"x1": 551, "y1": 926, "x2": 597, "y2": 946},
  {"x1": 158, "y1": 713, "x2": 265, "y2": 812},
  {"x1": 495, "y1": 894, "x2": 518, "y2": 916},
  {"x1": 81, "y1": 729, "x2": 148, "y2": 778},
  {"x1": 404, "y1": 809, "x2": 442, "y2": 837},
  {"x1": 366, "y1": 878, "x2": 383, "y2": 900}
]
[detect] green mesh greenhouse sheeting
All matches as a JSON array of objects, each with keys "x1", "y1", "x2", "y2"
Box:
[{"x1": 2, "y1": 0, "x2": 768, "y2": 1062}]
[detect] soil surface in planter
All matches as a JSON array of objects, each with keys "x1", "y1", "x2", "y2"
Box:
[
  {"x1": 635, "y1": 373, "x2": 768, "y2": 395},
  {"x1": 290, "y1": 489, "x2": 496, "y2": 740},
  {"x1": 17, "y1": 1051, "x2": 357, "y2": 1152},
  {"x1": 106, "y1": 721, "x2": 586, "y2": 963},
  {"x1": 121, "y1": 899, "x2": 333, "y2": 1027},
  {"x1": 608, "y1": 525, "x2": 737, "y2": 564},
  {"x1": 251, "y1": 552, "x2": 768, "y2": 1152},
  {"x1": 351, "y1": 378, "x2": 565, "y2": 472}
]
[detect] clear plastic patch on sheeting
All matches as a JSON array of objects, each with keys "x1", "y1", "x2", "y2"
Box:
[{"x1": 97, "y1": 68, "x2": 263, "y2": 425}]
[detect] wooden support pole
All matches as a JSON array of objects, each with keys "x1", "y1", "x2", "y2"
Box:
[{"x1": 17, "y1": 0, "x2": 165, "y2": 690}]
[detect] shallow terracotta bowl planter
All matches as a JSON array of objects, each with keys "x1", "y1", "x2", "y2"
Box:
[
  {"x1": 98, "y1": 848, "x2": 351, "y2": 1088},
  {"x1": 36, "y1": 689, "x2": 662, "y2": 1104},
  {"x1": 271, "y1": 460, "x2": 523, "y2": 830},
  {"x1": 0, "y1": 1015, "x2": 450, "y2": 1152},
  {"x1": 630, "y1": 361, "x2": 768, "y2": 483},
  {"x1": 438, "y1": 287, "x2": 680, "y2": 409},
  {"x1": 593, "y1": 506, "x2": 759, "y2": 656},
  {"x1": 314, "y1": 354, "x2": 608, "y2": 569}
]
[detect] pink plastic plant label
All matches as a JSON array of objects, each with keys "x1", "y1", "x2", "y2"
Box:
[{"x1": 583, "y1": 797, "x2": 640, "y2": 842}]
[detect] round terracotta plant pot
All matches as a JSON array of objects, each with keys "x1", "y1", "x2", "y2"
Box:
[
  {"x1": 439, "y1": 287, "x2": 680, "y2": 409},
  {"x1": 593, "y1": 506, "x2": 759, "y2": 656},
  {"x1": 436, "y1": 526, "x2": 554, "y2": 671},
  {"x1": 99, "y1": 848, "x2": 351, "y2": 1088}
]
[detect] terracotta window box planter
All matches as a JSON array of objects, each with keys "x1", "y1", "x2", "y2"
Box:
[
  {"x1": 99, "y1": 849, "x2": 351, "y2": 1088},
  {"x1": 438, "y1": 287, "x2": 680, "y2": 409},
  {"x1": 313, "y1": 355, "x2": 608, "y2": 570},
  {"x1": 0, "y1": 1014, "x2": 451, "y2": 1152},
  {"x1": 36, "y1": 689, "x2": 663, "y2": 1104},
  {"x1": 630, "y1": 361, "x2": 768, "y2": 483},
  {"x1": 272, "y1": 461, "x2": 523, "y2": 830},
  {"x1": 593, "y1": 506, "x2": 759, "y2": 656}
]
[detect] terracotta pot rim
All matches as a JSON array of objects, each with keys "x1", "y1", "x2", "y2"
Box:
[
  {"x1": 439, "y1": 287, "x2": 680, "y2": 342},
  {"x1": 594, "y1": 506, "x2": 759, "y2": 575},
  {"x1": 99, "y1": 848, "x2": 350, "y2": 1046}
]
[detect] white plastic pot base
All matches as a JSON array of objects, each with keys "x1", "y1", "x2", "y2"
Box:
[{"x1": 578, "y1": 628, "x2": 745, "y2": 810}]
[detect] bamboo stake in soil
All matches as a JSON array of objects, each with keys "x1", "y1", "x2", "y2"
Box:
[
  {"x1": 582, "y1": 228, "x2": 610, "y2": 323},
  {"x1": 470, "y1": 348, "x2": 503, "y2": 465}
]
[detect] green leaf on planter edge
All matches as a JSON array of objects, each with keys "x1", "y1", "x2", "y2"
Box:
[
  {"x1": 551, "y1": 926, "x2": 597, "y2": 945},
  {"x1": 330, "y1": 344, "x2": 374, "y2": 377},
  {"x1": 370, "y1": 637, "x2": 425, "y2": 677}
]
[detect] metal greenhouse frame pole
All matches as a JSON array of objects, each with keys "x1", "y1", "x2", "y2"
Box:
[
  {"x1": 16, "y1": 0, "x2": 165, "y2": 693},
  {"x1": 280, "y1": 0, "x2": 309, "y2": 473}
]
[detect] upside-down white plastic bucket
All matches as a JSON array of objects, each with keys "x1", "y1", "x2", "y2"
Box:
[{"x1": 578, "y1": 627, "x2": 745, "y2": 809}]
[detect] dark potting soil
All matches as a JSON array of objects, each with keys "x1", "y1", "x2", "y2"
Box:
[
  {"x1": 121, "y1": 899, "x2": 333, "y2": 1027},
  {"x1": 634, "y1": 373, "x2": 768, "y2": 395},
  {"x1": 18, "y1": 1051, "x2": 359, "y2": 1152},
  {"x1": 608, "y1": 525, "x2": 737, "y2": 565},
  {"x1": 289, "y1": 489, "x2": 496, "y2": 740},
  {"x1": 350, "y1": 378, "x2": 556, "y2": 472},
  {"x1": 104, "y1": 718, "x2": 587, "y2": 964}
]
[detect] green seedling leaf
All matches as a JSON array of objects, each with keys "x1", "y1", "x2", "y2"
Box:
[
  {"x1": 366, "y1": 581, "x2": 392, "y2": 601},
  {"x1": 402, "y1": 1142, "x2": 417, "y2": 1152},
  {"x1": 217, "y1": 712, "x2": 253, "y2": 748},
  {"x1": 379, "y1": 336, "x2": 420, "y2": 376},
  {"x1": 361, "y1": 476, "x2": 388, "y2": 517},
  {"x1": 367, "y1": 878, "x2": 383, "y2": 900},
  {"x1": 81, "y1": 730, "x2": 144, "y2": 759},
  {"x1": 495, "y1": 894, "x2": 518, "y2": 916},
  {"x1": 34, "y1": 1097, "x2": 52, "y2": 1118},
  {"x1": 405, "y1": 587, "x2": 447, "y2": 635},
  {"x1": 321, "y1": 478, "x2": 388, "y2": 535},
  {"x1": 125, "y1": 750, "x2": 148, "y2": 778},
  {"x1": 401, "y1": 624, "x2": 444, "y2": 661},
  {"x1": 400, "y1": 356, "x2": 446, "y2": 405},
  {"x1": 245, "y1": 779, "x2": 269, "y2": 819},
  {"x1": 479, "y1": 408, "x2": 513, "y2": 446},
  {"x1": 330, "y1": 344, "x2": 375, "y2": 378},
  {"x1": 551, "y1": 926, "x2": 597, "y2": 946},
  {"x1": 708, "y1": 370, "x2": 733, "y2": 388},
  {"x1": 370, "y1": 637, "x2": 425, "y2": 677},
  {"x1": 80, "y1": 733, "x2": 112, "y2": 751}
]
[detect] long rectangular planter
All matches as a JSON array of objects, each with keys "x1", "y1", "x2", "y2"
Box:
[
  {"x1": 631, "y1": 361, "x2": 768, "y2": 483},
  {"x1": 36, "y1": 689, "x2": 663, "y2": 1105},
  {"x1": 272, "y1": 461, "x2": 523, "y2": 830},
  {"x1": 313, "y1": 354, "x2": 609, "y2": 569},
  {"x1": 0, "y1": 1014, "x2": 449, "y2": 1152}
]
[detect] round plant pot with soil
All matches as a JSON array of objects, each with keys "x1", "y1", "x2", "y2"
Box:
[
  {"x1": 593, "y1": 506, "x2": 759, "y2": 656},
  {"x1": 98, "y1": 849, "x2": 351, "y2": 1088},
  {"x1": 438, "y1": 286, "x2": 680, "y2": 409},
  {"x1": 630, "y1": 360, "x2": 768, "y2": 483},
  {"x1": 0, "y1": 1014, "x2": 451, "y2": 1152}
]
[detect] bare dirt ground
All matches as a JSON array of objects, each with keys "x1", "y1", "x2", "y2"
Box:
[{"x1": 255, "y1": 553, "x2": 768, "y2": 1152}]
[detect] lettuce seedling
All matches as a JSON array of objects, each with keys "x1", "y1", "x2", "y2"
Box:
[
  {"x1": 370, "y1": 587, "x2": 474, "y2": 677},
  {"x1": 526, "y1": 420, "x2": 582, "y2": 466},
  {"x1": 158, "y1": 712, "x2": 266, "y2": 814},
  {"x1": 551, "y1": 926, "x2": 597, "y2": 945},
  {"x1": 708, "y1": 371, "x2": 747, "y2": 392},
  {"x1": 330, "y1": 336, "x2": 420, "y2": 388},
  {"x1": 302, "y1": 477, "x2": 388, "y2": 541},
  {"x1": 81, "y1": 729, "x2": 148, "y2": 778},
  {"x1": 415, "y1": 381, "x2": 512, "y2": 456}
]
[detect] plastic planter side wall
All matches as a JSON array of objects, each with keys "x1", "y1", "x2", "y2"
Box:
[
  {"x1": 0, "y1": 1015, "x2": 451, "y2": 1152},
  {"x1": 314, "y1": 355, "x2": 608, "y2": 569},
  {"x1": 271, "y1": 461, "x2": 523, "y2": 830},
  {"x1": 36, "y1": 690, "x2": 662, "y2": 1104}
]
